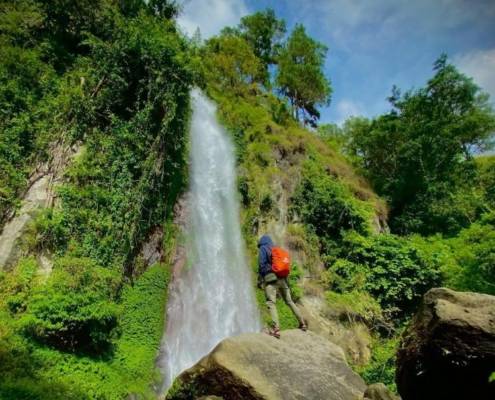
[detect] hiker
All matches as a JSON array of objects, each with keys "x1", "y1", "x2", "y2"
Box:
[{"x1": 257, "y1": 234, "x2": 307, "y2": 338}]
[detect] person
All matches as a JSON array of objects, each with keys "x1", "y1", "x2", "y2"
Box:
[{"x1": 257, "y1": 234, "x2": 307, "y2": 338}]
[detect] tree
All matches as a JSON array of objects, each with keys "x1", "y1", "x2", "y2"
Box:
[
  {"x1": 237, "y1": 8, "x2": 286, "y2": 86},
  {"x1": 202, "y1": 34, "x2": 263, "y2": 93},
  {"x1": 147, "y1": 0, "x2": 180, "y2": 19},
  {"x1": 275, "y1": 24, "x2": 331, "y2": 127},
  {"x1": 346, "y1": 55, "x2": 495, "y2": 235}
]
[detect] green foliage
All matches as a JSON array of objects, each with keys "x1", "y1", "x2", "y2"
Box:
[
  {"x1": 165, "y1": 376, "x2": 203, "y2": 400},
  {"x1": 357, "y1": 335, "x2": 400, "y2": 392},
  {"x1": 446, "y1": 212, "x2": 495, "y2": 295},
  {"x1": 0, "y1": 1, "x2": 54, "y2": 221},
  {"x1": 288, "y1": 263, "x2": 303, "y2": 302},
  {"x1": 276, "y1": 24, "x2": 332, "y2": 126},
  {"x1": 316, "y1": 123, "x2": 349, "y2": 152},
  {"x1": 235, "y1": 8, "x2": 286, "y2": 86},
  {"x1": 26, "y1": 208, "x2": 69, "y2": 253},
  {"x1": 202, "y1": 33, "x2": 263, "y2": 93},
  {"x1": 477, "y1": 155, "x2": 495, "y2": 206},
  {"x1": 20, "y1": 257, "x2": 121, "y2": 353},
  {"x1": 292, "y1": 158, "x2": 373, "y2": 257},
  {"x1": 329, "y1": 232, "x2": 442, "y2": 315},
  {"x1": 0, "y1": 263, "x2": 171, "y2": 399},
  {"x1": 325, "y1": 290, "x2": 382, "y2": 323},
  {"x1": 110, "y1": 263, "x2": 171, "y2": 393},
  {"x1": 0, "y1": 0, "x2": 193, "y2": 247},
  {"x1": 344, "y1": 55, "x2": 495, "y2": 235},
  {"x1": 2, "y1": 257, "x2": 39, "y2": 314}
]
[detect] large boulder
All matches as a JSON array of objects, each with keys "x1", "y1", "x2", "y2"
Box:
[
  {"x1": 396, "y1": 287, "x2": 495, "y2": 400},
  {"x1": 166, "y1": 329, "x2": 366, "y2": 400}
]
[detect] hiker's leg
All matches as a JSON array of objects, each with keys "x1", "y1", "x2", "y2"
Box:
[
  {"x1": 280, "y1": 278, "x2": 305, "y2": 326},
  {"x1": 264, "y1": 283, "x2": 279, "y2": 328}
]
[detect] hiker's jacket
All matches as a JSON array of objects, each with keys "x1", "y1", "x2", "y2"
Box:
[{"x1": 258, "y1": 235, "x2": 273, "y2": 277}]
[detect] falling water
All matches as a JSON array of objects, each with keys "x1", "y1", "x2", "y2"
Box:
[{"x1": 157, "y1": 89, "x2": 261, "y2": 392}]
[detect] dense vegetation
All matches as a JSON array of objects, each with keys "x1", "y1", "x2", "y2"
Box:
[
  {"x1": 1, "y1": 2, "x2": 494, "y2": 398},
  {"x1": 0, "y1": 0, "x2": 193, "y2": 398}
]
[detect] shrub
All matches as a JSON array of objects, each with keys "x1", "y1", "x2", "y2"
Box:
[
  {"x1": 3, "y1": 258, "x2": 39, "y2": 314},
  {"x1": 28, "y1": 208, "x2": 68, "y2": 253},
  {"x1": 20, "y1": 257, "x2": 121, "y2": 353},
  {"x1": 331, "y1": 232, "x2": 442, "y2": 315},
  {"x1": 447, "y1": 212, "x2": 495, "y2": 295}
]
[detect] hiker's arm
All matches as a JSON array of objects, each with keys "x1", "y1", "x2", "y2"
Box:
[
  {"x1": 257, "y1": 249, "x2": 265, "y2": 288},
  {"x1": 258, "y1": 247, "x2": 271, "y2": 276},
  {"x1": 258, "y1": 249, "x2": 264, "y2": 277}
]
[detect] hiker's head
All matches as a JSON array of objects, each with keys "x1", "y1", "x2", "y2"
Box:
[{"x1": 258, "y1": 235, "x2": 273, "y2": 247}]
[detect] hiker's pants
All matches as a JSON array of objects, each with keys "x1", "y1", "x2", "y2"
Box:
[{"x1": 264, "y1": 277, "x2": 305, "y2": 329}]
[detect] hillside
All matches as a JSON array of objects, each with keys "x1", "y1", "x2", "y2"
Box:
[
  {"x1": 1, "y1": 2, "x2": 494, "y2": 400},
  {"x1": 0, "y1": 1, "x2": 193, "y2": 398}
]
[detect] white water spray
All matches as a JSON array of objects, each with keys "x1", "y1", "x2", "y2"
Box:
[{"x1": 158, "y1": 89, "x2": 261, "y2": 392}]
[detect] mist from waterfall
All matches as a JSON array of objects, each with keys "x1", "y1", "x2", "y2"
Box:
[{"x1": 157, "y1": 89, "x2": 261, "y2": 392}]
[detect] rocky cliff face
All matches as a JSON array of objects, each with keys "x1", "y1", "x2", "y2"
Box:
[
  {"x1": 0, "y1": 141, "x2": 79, "y2": 271},
  {"x1": 396, "y1": 287, "x2": 495, "y2": 400}
]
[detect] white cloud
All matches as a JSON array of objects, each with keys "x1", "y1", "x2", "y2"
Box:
[
  {"x1": 291, "y1": 0, "x2": 495, "y2": 53},
  {"x1": 335, "y1": 99, "x2": 365, "y2": 124},
  {"x1": 177, "y1": 0, "x2": 249, "y2": 39},
  {"x1": 454, "y1": 48, "x2": 495, "y2": 100}
]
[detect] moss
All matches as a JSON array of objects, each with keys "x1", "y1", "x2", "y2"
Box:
[{"x1": 166, "y1": 376, "x2": 203, "y2": 400}]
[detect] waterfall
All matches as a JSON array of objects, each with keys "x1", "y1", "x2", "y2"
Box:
[{"x1": 158, "y1": 89, "x2": 261, "y2": 392}]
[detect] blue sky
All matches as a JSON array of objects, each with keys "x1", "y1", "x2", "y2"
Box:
[{"x1": 177, "y1": 0, "x2": 495, "y2": 125}]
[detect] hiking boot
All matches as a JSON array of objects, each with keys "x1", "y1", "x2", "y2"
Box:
[
  {"x1": 268, "y1": 327, "x2": 281, "y2": 339},
  {"x1": 299, "y1": 322, "x2": 308, "y2": 331}
]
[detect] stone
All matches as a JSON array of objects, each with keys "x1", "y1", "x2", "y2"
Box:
[
  {"x1": 364, "y1": 383, "x2": 399, "y2": 400},
  {"x1": 396, "y1": 287, "x2": 495, "y2": 400},
  {"x1": 196, "y1": 397, "x2": 223, "y2": 400},
  {"x1": 166, "y1": 329, "x2": 366, "y2": 400},
  {"x1": 0, "y1": 142, "x2": 80, "y2": 270}
]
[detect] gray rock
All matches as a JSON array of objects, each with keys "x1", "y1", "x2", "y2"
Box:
[
  {"x1": 396, "y1": 287, "x2": 495, "y2": 400},
  {"x1": 196, "y1": 397, "x2": 223, "y2": 400},
  {"x1": 166, "y1": 329, "x2": 366, "y2": 400},
  {"x1": 364, "y1": 383, "x2": 399, "y2": 400},
  {"x1": 0, "y1": 142, "x2": 80, "y2": 270},
  {"x1": 300, "y1": 295, "x2": 372, "y2": 366}
]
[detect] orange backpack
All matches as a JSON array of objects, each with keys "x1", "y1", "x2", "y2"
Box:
[{"x1": 271, "y1": 247, "x2": 291, "y2": 278}]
